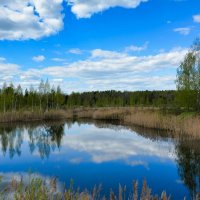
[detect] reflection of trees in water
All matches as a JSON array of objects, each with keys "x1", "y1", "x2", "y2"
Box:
[
  {"x1": 0, "y1": 127, "x2": 23, "y2": 158},
  {"x1": 28, "y1": 124, "x2": 65, "y2": 159},
  {"x1": 0, "y1": 122, "x2": 65, "y2": 159},
  {"x1": 0, "y1": 119, "x2": 199, "y2": 200},
  {"x1": 175, "y1": 139, "x2": 200, "y2": 199},
  {"x1": 78, "y1": 119, "x2": 200, "y2": 200},
  {"x1": 122, "y1": 124, "x2": 200, "y2": 200},
  {"x1": 76, "y1": 118, "x2": 176, "y2": 141}
]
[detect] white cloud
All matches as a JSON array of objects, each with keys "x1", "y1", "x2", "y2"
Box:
[
  {"x1": 193, "y1": 14, "x2": 200, "y2": 23},
  {"x1": 60, "y1": 124, "x2": 175, "y2": 163},
  {"x1": 68, "y1": 48, "x2": 83, "y2": 55},
  {"x1": 0, "y1": 0, "x2": 149, "y2": 40},
  {"x1": 0, "y1": 47, "x2": 187, "y2": 92},
  {"x1": 0, "y1": 0, "x2": 64, "y2": 40},
  {"x1": 174, "y1": 27, "x2": 191, "y2": 35},
  {"x1": 125, "y1": 42, "x2": 148, "y2": 52},
  {"x1": 32, "y1": 55, "x2": 45, "y2": 62},
  {"x1": 67, "y1": 0, "x2": 148, "y2": 18},
  {"x1": 22, "y1": 47, "x2": 187, "y2": 92},
  {"x1": 91, "y1": 49, "x2": 127, "y2": 58},
  {"x1": 0, "y1": 59, "x2": 20, "y2": 85}
]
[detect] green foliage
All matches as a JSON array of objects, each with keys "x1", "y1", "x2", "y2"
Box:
[
  {"x1": 65, "y1": 90, "x2": 176, "y2": 109},
  {"x1": 0, "y1": 81, "x2": 178, "y2": 112},
  {"x1": 0, "y1": 80, "x2": 65, "y2": 113},
  {"x1": 176, "y1": 38, "x2": 200, "y2": 111}
]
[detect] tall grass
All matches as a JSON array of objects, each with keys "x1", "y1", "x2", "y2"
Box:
[
  {"x1": 0, "y1": 110, "x2": 69, "y2": 123},
  {"x1": 0, "y1": 177, "x2": 176, "y2": 200},
  {"x1": 0, "y1": 107, "x2": 200, "y2": 137},
  {"x1": 66, "y1": 107, "x2": 200, "y2": 138}
]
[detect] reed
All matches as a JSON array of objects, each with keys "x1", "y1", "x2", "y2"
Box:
[
  {"x1": 66, "y1": 107, "x2": 200, "y2": 138},
  {"x1": 0, "y1": 177, "x2": 176, "y2": 200},
  {"x1": 0, "y1": 107, "x2": 200, "y2": 137},
  {"x1": 0, "y1": 110, "x2": 69, "y2": 123}
]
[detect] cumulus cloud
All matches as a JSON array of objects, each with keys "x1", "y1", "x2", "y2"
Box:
[
  {"x1": 67, "y1": 0, "x2": 148, "y2": 18},
  {"x1": 0, "y1": 0, "x2": 148, "y2": 40},
  {"x1": 32, "y1": 55, "x2": 45, "y2": 62},
  {"x1": 0, "y1": 59, "x2": 20, "y2": 85},
  {"x1": 193, "y1": 14, "x2": 200, "y2": 23},
  {"x1": 0, "y1": 0, "x2": 64, "y2": 40},
  {"x1": 174, "y1": 27, "x2": 191, "y2": 35},
  {"x1": 20, "y1": 47, "x2": 187, "y2": 92},
  {"x1": 0, "y1": 47, "x2": 187, "y2": 92}
]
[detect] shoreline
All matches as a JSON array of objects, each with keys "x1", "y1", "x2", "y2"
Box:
[{"x1": 0, "y1": 107, "x2": 199, "y2": 137}]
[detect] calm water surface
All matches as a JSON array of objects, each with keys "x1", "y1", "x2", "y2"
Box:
[{"x1": 0, "y1": 120, "x2": 199, "y2": 199}]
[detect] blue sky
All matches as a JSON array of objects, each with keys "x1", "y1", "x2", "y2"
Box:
[{"x1": 0, "y1": 0, "x2": 199, "y2": 93}]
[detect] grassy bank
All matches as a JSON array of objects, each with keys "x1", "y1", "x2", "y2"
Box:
[
  {"x1": 0, "y1": 110, "x2": 69, "y2": 123},
  {"x1": 0, "y1": 107, "x2": 199, "y2": 137},
  {"x1": 65, "y1": 107, "x2": 200, "y2": 138}
]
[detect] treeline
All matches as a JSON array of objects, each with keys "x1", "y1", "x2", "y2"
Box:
[
  {"x1": 0, "y1": 81, "x2": 177, "y2": 112},
  {"x1": 0, "y1": 80, "x2": 65, "y2": 113},
  {"x1": 66, "y1": 90, "x2": 176, "y2": 108},
  {"x1": 0, "y1": 82, "x2": 197, "y2": 112}
]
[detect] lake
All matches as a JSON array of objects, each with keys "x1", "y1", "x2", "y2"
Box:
[{"x1": 0, "y1": 120, "x2": 199, "y2": 199}]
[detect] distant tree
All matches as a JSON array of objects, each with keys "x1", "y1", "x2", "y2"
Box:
[
  {"x1": 2, "y1": 82, "x2": 7, "y2": 113},
  {"x1": 191, "y1": 38, "x2": 200, "y2": 110},
  {"x1": 50, "y1": 85, "x2": 56, "y2": 109},
  {"x1": 56, "y1": 86, "x2": 64, "y2": 109},
  {"x1": 15, "y1": 84, "x2": 23, "y2": 110},
  {"x1": 44, "y1": 79, "x2": 50, "y2": 112},
  {"x1": 29, "y1": 85, "x2": 35, "y2": 112},
  {"x1": 38, "y1": 80, "x2": 45, "y2": 111}
]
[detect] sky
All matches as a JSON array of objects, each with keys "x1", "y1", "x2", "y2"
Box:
[{"x1": 0, "y1": 0, "x2": 199, "y2": 93}]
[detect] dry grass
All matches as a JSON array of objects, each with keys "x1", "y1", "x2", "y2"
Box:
[
  {"x1": 65, "y1": 107, "x2": 200, "y2": 138},
  {"x1": 0, "y1": 110, "x2": 69, "y2": 123},
  {"x1": 0, "y1": 107, "x2": 200, "y2": 138},
  {"x1": 0, "y1": 177, "x2": 174, "y2": 200},
  {"x1": 123, "y1": 109, "x2": 200, "y2": 138}
]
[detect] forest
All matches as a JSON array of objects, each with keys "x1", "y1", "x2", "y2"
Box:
[{"x1": 0, "y1": 83, "x2": 177, "y2": 112}]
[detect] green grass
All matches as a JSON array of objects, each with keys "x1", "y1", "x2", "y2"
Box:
[
  {"x1": 177, "y1": 111, "x2": 197, "y2": 119},
  {"x1": 0, "y1": 176, "x2": 180, "y2": 200}
]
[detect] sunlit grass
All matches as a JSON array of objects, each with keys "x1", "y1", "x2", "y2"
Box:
[{"x1": 0, "y1": 176, "x2": 176, "y2": 200}]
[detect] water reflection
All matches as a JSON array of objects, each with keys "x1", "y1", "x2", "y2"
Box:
[
  {"x1": 0, "y1": 122, "x2": 65, "y2": 159},
  {"x1": 176, "y1": 138, "x2": 200, "y2": 199},
  {"x1": 0, "y1": 126, "x2": 23, "y2": 158},
  {"x1": 0, "y1": 120, "x2": 199, "y2": 199}
]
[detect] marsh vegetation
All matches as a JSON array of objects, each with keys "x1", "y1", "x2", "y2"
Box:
[{"x1": 0, "y1": 177, "x2": 172, "y2": 200}]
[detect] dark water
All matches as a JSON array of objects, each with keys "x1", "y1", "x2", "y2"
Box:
[{"x1": 0, "y1": 120, "x2": 199, "y2": 199}]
